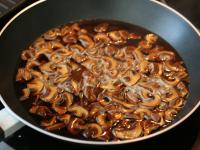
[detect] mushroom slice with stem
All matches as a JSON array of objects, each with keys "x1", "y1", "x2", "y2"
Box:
[
  {"x1": 45, "y1": 123, "x2": 65, "y2": 131},
  {"x1": 140, "y1": 94, "x2": 161, "y2": 107},
  {"x1": 112, "y1": 122, "x2": 142, "y2": 140},
  {"x1": 70, "y1": 44, "x2": 85, "y2": 53},
  {"x1": 83, "y1": 123, "x2": 103, "y2": 138},
  {"x1": 78, "y1": 34, "x2": 94, "y2": 49},
  {"x1": 68, "y1": 105, "x2": 89, "y2": 119},
  {"x1": 52, "y1": 95, "x2": 67, "y2": 115},
  {"x1": 58, "y1": 114, "x2": 71, "y2": 125},
  {"x1": 94, "y1": 23, "x2": 109, "y2": 33},
  {"x1": 120, "y1": 71, "x2": 141, "y2": 86},
  {"x1": 112, "y1": 97, "x2": 136, "y2": 109},
  {"x1": 68, "y1": 118, "x2": 85, "y2": 135},
  {"x1": 20, "y1": 88, "x2": 30, "y2": 101},
  {"x1": 40, "y1": 85, "x2": 57, "y2": 102},
  {"x1": 176, "y1": 82, "x2": 188, "y2": 98},
  {"x1": 94, "y1": 33, "x2": 110, "y2": 43},
  {"x1": 27, "y1": 78, "x2": 44, "y2": 94},
  {"x1": 29, "y1": 105, "x2": 52, "y2": 117},
  {"x1": 43, "y1": 28, "x2": 60, "y2": 40},
  {"x1": 40, "y1": 116, "x2": 57, "y2": 127},
  {"x1": 164, "y1": 108, "x2": 177, "y2": 122},
  {"x1": 164, "y1": 89, "x2": 179, "y2": 102}
]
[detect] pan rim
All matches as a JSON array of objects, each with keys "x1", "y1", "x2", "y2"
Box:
[{"x1": 0, "y1": 0, "x2": 200, "y2": 145}]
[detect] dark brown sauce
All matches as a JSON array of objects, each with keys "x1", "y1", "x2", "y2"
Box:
[{"x1": 14, "y1": 19, "x2": 188, "y2": 141}]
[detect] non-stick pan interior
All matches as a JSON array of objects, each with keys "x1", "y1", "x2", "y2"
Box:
[{"x1": 0, "y1": 0, "x2": 199, "y2": 143}]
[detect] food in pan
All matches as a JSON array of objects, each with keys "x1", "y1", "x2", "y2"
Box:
[{"x1": 15, "y1": 20, "x2": 189, "y2": 141}]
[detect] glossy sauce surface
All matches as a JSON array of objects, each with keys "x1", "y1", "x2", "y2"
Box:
[{"x1": 15, "y1": 20, "x2": 189, "y2": 141}]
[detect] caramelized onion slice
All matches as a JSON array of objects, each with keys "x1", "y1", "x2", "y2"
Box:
[{"x1": 112, "y1": 123, "x2": 142, "y2": 139}]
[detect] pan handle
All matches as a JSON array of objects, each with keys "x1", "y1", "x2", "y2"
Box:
[{"x1": 0, "y1": 108, "x2": 24, "y2": 141}]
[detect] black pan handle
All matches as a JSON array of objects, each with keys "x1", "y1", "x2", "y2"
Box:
[{"x1": 0, "y1": 108, "x2": 24, "y2": 141}]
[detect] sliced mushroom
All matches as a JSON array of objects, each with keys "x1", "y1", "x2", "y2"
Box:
[
  {"x1": 112, "y1": 98, "x2": 136, "y2": 109},
  {"x1": 140, "y1": 94, "x2": 161, "y2": 107},
  {"x1": 68, "y1": 118, "x2": 85, "y2": 135},
  {"x1": 94, "y1": 33, "x2": 110, "y2": 43},
  {"x1": 58, "y1": 114, "x2": 71, "y2": 125},
  {"x1": 78, "y1": 34, "x2": 94, "y2": 49},
  {"x1": 158, "y1": 51, "x2": 175, "y2": 61},
  {"x1": 164, "y1": 108, "x2": 177, "y2": 121},
  {"x1": 27, "y1": 79, "x2": 44, "y2": 94},
  {"x1": 142, "y1": 121, "x2": 160, "y2": 135},
  {"x1": 68, "y1": 105, "x2": 88, "y2": 119},
  {"x1": 120, "y1": 71, "x2": 141, "y2": 86},
  {"x1": 45, "y1": 123, "x2": 65, "y2": 131},
  {"x1": 176, "y1": 82, "x2": 188, "y2": 98},
  {"x1": 29, "y1": 105, "x2": 52, "y2": 117},
  {"x1": 40, "y1": 116, "x2": 57, "y2": 127},
  {"x1": 52, "y1": 95, "x2": 67, "y2": 114},
  {"x1": 112, "y1": 122, "x2": 142, "y2": 139},
  {"x1": 40, "y1": 86, "x2": 57, "y2": 102},
  {"x1": 164, "y1": 89, "x2": 178, "y2": 102},
  {"x1": 43, "y1": 28, "x2": 60, "y2": 40},
  {"x1": 94, "y1": 23, "x2": 109, "y2": 33},
  {"x1": 83, "y1": 123, "x2": 103, "y2": 138},
  {"x1": 70, "y1": 44, "x2": 85, "y2": 53},
  {"x1": 16, "y1": 68, "x2": 32, "y2": 81},
  {"x1": 21, "y1": 49, "x2": 34, "y2": 60},
  {"x1": 145, "y1": 34, "x2": 158, "y2": 44},
  {"x1": 20, "y1": 88, "x2": 30, "y2": 101}
]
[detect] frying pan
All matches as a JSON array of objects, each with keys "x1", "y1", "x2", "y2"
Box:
[{"x1": 0, "y1": 0, "x2": 199, "y2": 145}]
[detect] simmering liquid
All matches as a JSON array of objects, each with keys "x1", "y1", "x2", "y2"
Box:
[{"x1": 15, "y1": 20, "x2": 189, "y2": 141}]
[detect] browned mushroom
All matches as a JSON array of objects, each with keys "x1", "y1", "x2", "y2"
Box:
[
  {"x1": 83, "y1": 123, "x2": 103, "y2": 138},
  {"x1": 78, "y1": 34, "x2": 94, "y2": 49},
  {"x1": 145, "y1": 34, "x2": 158, "y2": 44},
  {"x1": 140, "y1": 94, "x2": 161, "y2": 107},
  {"x1": 120, "y1": 71, "x2": 141, "y2": 86},
  {"x1": 40, "y1": 116, "x2": 57, "y2": 127},
  {"x1": 112, "y1": 122, "x2": 142, "y2": 139},
  {"x1": 43, "y1": 28, "x2": 60, "y2": 40},
  {"x1": 94, "y1": 23, "x2": 109, "y2": 33},
  {"x1": 27, "y1": 78, "x2": 44, "y2": 94},
  {"x1": 68, "y1": 118, "x2": 85, "y2": 135},
  {"x1": 94, "y1": 33, "x2": 110, "y2": 43},
  {"x1": 16, "y1": 68, "x2": 32, "y2": 81},
  {"x1": 20, "y1": 88, "x2": 30, "y2": 101},
  {"x1": 58, "y1": 114, "x2": 71, "y2": 125},
  {"x1": 45, "y1": 123, "x2": 65, "y2": 131},
  {"x1": 40, "y1": 85, "x2": 57, "y2": 102},
  {"x1": 16, "y1": 21, "x2": 189, "y2": 141},
  {"x1": 164, "y1": 108, "x2": 177, "y2": 121},
  {"x1": 70, "y1": 44, "x2": 85, "y2": 53},
  {"x1": 164, "y1": 89, "x2": 178, "y2": 102},
  {"x1": 68, "y1": 105, "x2": 89, "y2": 119},
  {"x1": 29, "y1": 105, "x2": 52, "y2": 117}
]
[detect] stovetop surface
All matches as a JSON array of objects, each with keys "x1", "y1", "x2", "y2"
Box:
[{"x1": 0, "y1": 0, "x2": 200, "y2": 150}]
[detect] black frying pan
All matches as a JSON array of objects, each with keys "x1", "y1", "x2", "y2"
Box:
[{"x1": 0, "y1": 0, "x2": 199, "y2": 145}]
